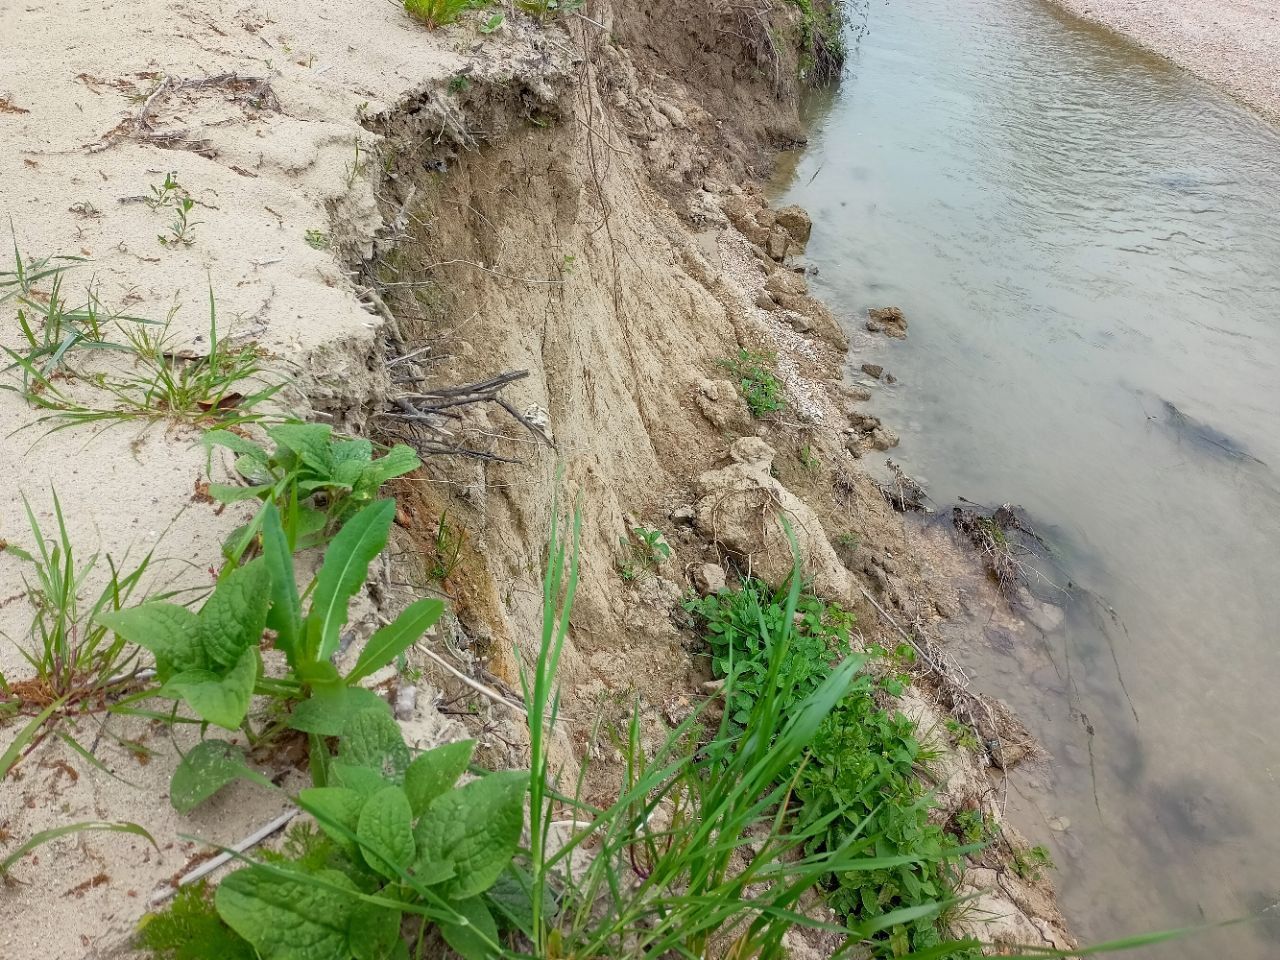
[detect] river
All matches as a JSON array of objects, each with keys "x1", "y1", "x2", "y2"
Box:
[{"x1": 773, "y1": 0, "x2": 1280, "y2": 956}]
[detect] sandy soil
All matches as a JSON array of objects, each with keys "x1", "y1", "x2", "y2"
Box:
[{"x1": 1049, "y1": 0, "x2": 1280, "y2": 118}]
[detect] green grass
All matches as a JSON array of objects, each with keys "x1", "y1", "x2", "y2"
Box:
[
  {"x1": 3, "y1": 285, "x2": 281, "y2": 437},
  {"x1": 685, "y1": 577, "x2": 978, "y2": 957},
  {"x1": 0, "y1": 490, "x2": 172, "y2": 778},
  {"x1": 404, "y1": 0, "x2": 470, "y2": 29},
  {"x1": 718, "y1": 348, "x2": 786, "y2": 418}
]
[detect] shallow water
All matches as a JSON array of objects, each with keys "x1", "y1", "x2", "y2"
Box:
[{"x1": 774, "y1": 0, "x2": 1280, "y2": 955}]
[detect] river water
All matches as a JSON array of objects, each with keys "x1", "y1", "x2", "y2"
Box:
[{"x1": 773, "y1": 0, "x2": 1280, "y2": 956}]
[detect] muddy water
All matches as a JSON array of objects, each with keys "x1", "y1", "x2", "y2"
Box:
[{"x1": 774, "y1": 0, "x2": 1280, "y2": 956}]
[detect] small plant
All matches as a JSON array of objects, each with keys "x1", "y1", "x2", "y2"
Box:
[
  {"x1": 3, "y1": 289, "x2": 280, "y2": 435},
  {"x1": 799, "y1": 443, "x2": 821, "y2": 470},
  {"x1": 1011, "y1": 843, "x2": 1055, "y2": 882},
  {"x1": 479, "y1": 12, "x2": 503, "y2": 33},
  {"x1": 147, "y1": 172, "x2": 201, "y2": 246},
  {"x1": 834, "y1": 531, "x2": 860, "y2": 553},
  {"x1": 403, "y1": 0, "x2": 469, "y2": 29},
  {"x1": 516, "y1": 0, "x2": 584, "y2": 19},
  {"x1": 100, "y1": 499, "x2": 444, "y2": 807},
  {"x1": 0, "y1": 490, "x2": 172, "y2": 778},
  {"x1": 945, "y1": 716, "x2": 980, "y2": 752},
  {"x1": 718, "y1": 348, "x2": 785, "y2": 418},
  {"x1": 424, "y1": 509, "x2": 465, "y2": 583},
  {"x1": 202, "y1": 422, "x2": 420, "y2": 561},
  {"x1": 617, "y1": 524, "x2": 670, "y2": 581},
  {"x1": 446, "y1": 73, "x2": 470, "y2": 94},
  {"x1": 684, "y1": 578, "x2": 974, "y2": 957},
  {"x1": 303, "y1": 229, "x2": 329, "y2": 250},
  {"x1": 953, "y1": 807, "x2": 995, "y2": 845},
  {"x1": 343, "y1": 141, "x2": 366, "y2": 189}
]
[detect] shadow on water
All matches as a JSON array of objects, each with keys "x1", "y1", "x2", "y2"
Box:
[{"x1": 773, "y1": 0, "x2": 1280, "y2": 955}]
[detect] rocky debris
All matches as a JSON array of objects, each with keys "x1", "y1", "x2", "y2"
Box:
[
  {"x1": 774, "y1": 204, "x2": 813, "y2": 248},
  {"x1": 839, "y1": 384, "x2": 873, "y2": 403},
  {"x1": 755, "y1": 290, "x2": 777, "y2": 310},
  {"x1": 953, "y1": 865, "x2": 1076, "y2": 953},
  {"x1": 843, "y1": 411, "x2": 899, "y2": 456},
  {"x1": 861, "y1": 362, "x2": 884, "y2": 379},
  {"x1": 866, "y1": 305, "x2": 908, "y2": 338},
  {"x1": 693, "y1": 561, "x2": 727, "y2": 595},
  {"x1": 692, "y1": 437, "x2": 865, "y2": 607},
  {"x1": 669, "y1": 504, "x2": 696, "y2": 525},
  {"x1": 764, "y1": 269, "x2": 808, "y2": 298},
  {"x1": 694, "y1": 377, "x2": 752, "y2": 433}
]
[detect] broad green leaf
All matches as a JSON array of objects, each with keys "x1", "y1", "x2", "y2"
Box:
[
  {"x1": 297, "y1": 660, "x2": 341, "y2": 689},
  {"x1": 261, "y1": 504, "x2": 302, "y2": 666},
  {"x1": 404, "y1": 740, "x2": 475, "y2": 818},
  {"x1": 486, "y1": 866, "x2": 544, "y2": 938},
  {"x1": 267, "y1": 422, "x2": 334, "y2": 473},
  {"x1": 216, "y1": 864, "x2": 354, "y2": 960},
  {"x1": 357, "y1": 786, "x2": 415, "y2": 879},
  {"x1": 348, "y1": 900, "x2": 401, "y2": 960},
  {"x1": 200, "y1": 559, "x2": 271, "y2": 669},
  {"x1": 167, "y1": 646, "x2": 259, "y2": 730},
  {"x1": 309, "y1": 500, "x2": 395, "y2": 661},
  {"x1": 339, "y1": 708, "x2": 409, "y2": 784},
  {"x1": 330, "y1": 460, "x2": 366, "y2": 489},
  {"x1": 331, "y1": 438, "x2": 374, "y2": 464},
  {"x1": 170, "y1": 739, "x2": 275, "y2": 813},
  {"x1": 203, "y1": 428, "x2": 268, "y2": 460},
  {"x1": 207, "y1": 482, "x2": 273, "y2": 504},
  {"x1": 329, "y1": 761, "x2": 390, "y2": 798},
  {"x1": 289, "y1": 686, "x2": 390, "y2": 737},
  {"x1": 98, "y1": 603, "x2": 204, "y2": 679},
  {"x1": 298, "y1": 786, "x2": 366, "y2": 858},
  {"x1": 345, "y1": 598, "x2": 444, "y2": 685},
  {"x1": 439, "y1": 896, "x2": 498, "y2": 960},
  {"x1": 357, "y1": 445, "x2": 420, "y2": 492},
  {"x1": 413, "y1": 771, "x2": 526, "y2": 900}
]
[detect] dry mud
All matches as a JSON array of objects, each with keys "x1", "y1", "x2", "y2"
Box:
[{"x1": 3, "y1": 1, "x2": 1073, "y2": 956}]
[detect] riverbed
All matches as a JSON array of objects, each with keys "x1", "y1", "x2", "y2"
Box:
[{"x1": 775, "y1": 0, "x2": 1280, "y2": 956}]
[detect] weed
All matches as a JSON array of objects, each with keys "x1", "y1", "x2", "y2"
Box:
[
  {"x1": 617, "y1": 524, "x2": 669, "y2": 581},
  {"x1": 0, "y1": 491, "x2": 174, "y2": 778},
  {"x1": 343, "y1": 141, "x2": 366, "y2": 190},
  {"x1": 945, "y1": 716, "x2": 980, "y2": 752},
  {"x1": 403, "y1": 0, "x2": 469, "y2": 30},
  {"x1": 1011, "y1": 843, "x2": 1055, "y2": 882},
  {"x1": 835, "y1": 531, "x2": 860, "y2": 553},
  {"x1": 424, "y1": 510, "x2": 464, "y2": 583},
  {"x1": 479, "y1": 12, "x2": 503, "y2": 33},
  {"x1": 516, "y1": 0, "x2": 584, "y2": 20},
  {"x1": 446, "y1": 74, "x2": 470, "y2": 94},
  {"x1": 3, "y1": 289, "x2": 280, "y2": 435},
  {"x1": 303, "y1": 229, "x2": 329, "y2": 250},
  {"x1": 684, "y1": 578, "x2": 976, "y2": 957},
  {"x1": 800, "y1": 443, "x2": 821, "y2": 470},
  {"x1": 147, "y1": 172, "x2": 201, "y2": 246},
  {"x1": 953, "y1": 807, "x2": 995, "y2": 845},
  {"x1": 201, "y1": 422, "x2": 420, "y2": 561},
  {"x1": 1, "y1": 820, "x2": 156, "y2": 877},
  {"x1": 718, "y1": 348, "x2": 785, "y2": 417},
  {"x1": 100, "y1": 499, "x2": 444, "y2": 804}
]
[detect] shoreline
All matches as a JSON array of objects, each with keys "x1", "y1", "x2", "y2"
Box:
[{"x1": 1047, "y1": 0, "x2": 1280, "y2": 121}]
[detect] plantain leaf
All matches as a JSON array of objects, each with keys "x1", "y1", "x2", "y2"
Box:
[
  {"x1": 345, "y1": 598, "x2": 443, "y2": 685},
  {"x1": 308, "y1": 500, "x2": 395, "y2": 662}
]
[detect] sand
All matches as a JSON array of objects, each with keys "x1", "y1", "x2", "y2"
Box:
[{"x1": 1049, "y1": 0, "x2": 1280, "y2": 119}]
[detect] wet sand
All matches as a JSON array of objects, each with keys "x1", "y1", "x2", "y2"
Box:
[{"x1": 1049, "y1": 0, "x2": 1280, "y2": 119}]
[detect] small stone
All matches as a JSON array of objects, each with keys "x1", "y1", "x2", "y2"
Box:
[
  {"x1": 786, "y1": 311, "x2": 814, "y2": 334},
  {"x1": 694, "y1": 562, "x2": 727, "y2": 595},
  {"x1": 755, "y1": 207, "x2": 777, "y2": 229},
  {"x1": 670, "y1": 505, "x2": 696, "y2": 524},
  {"x1": 766, "y1": 229, "x2": 791, "y2": 261},
  {"x1": 774, "y1": 204, "x2": 813, "y2": 248},
  {"x1": 861, "y1": 363, "x2": 884, "y2": 379},
  {"x1": 869, "y1": 427, "x2": 899, "y2": 451},
  {"x1": 884, "y1": 373, "x2": 898, "y2": 384},
  {"x1": 837, "y1": 383, "x2": 872, "y2": 402},
  {"x1": 394, "y1": 683, "x2": 418, "y2": 721},
  {"x1": 755, "y1": 290, "x2": 777, "y2": 311},
  {"x1": 866, "y1": 306, "x2": 908, "y2": 338},
  {"x1": 1047, "y1": 816, "x2": 1072, "y2": 832}
]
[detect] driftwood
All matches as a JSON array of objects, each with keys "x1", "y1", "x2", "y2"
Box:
[
  {"x1": 89, "y1": 72, "x2": 278, "y2": 156},
  {"x1": 383, "y1": 369, "x2": 554, "y2": 463}
]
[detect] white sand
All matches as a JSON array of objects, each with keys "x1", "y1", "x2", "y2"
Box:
[{"x1": 1050, "y1": 0, "x2": 1280, "y2": 119}]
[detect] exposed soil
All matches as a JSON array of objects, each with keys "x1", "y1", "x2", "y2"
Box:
[{"x1": 2, "y1": 0, "x2": 1077, "y2": 956}]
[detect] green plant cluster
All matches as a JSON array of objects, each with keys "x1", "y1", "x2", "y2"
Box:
[
  {"x1": 685, "y1": 579, "x2": 977, "y2": 958},
  {"x1": 718, "y1": 348, "x2": 786, "y2": 418},
  {"x1": 617, "y1": 524, "x2": 670, "y2": 582}
]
